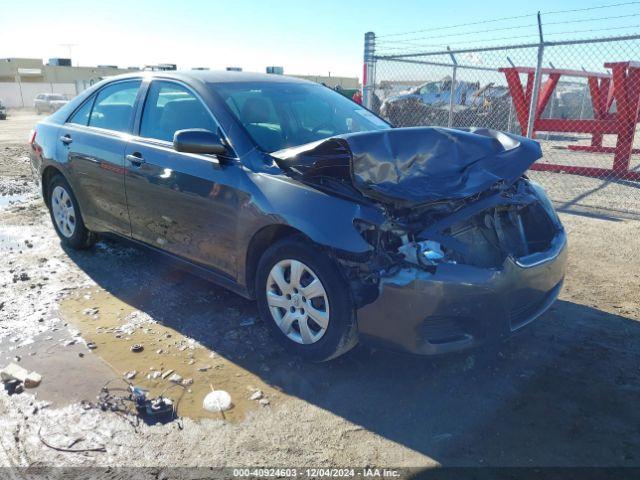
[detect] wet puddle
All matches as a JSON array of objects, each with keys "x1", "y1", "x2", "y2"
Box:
[{"x1": 60, "y1": 287, "x2": 283, "y2": 422}]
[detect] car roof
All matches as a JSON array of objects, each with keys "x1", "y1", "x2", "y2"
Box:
[{"x1": 104, "y1": 70, "x2": 316, "y2": 86}]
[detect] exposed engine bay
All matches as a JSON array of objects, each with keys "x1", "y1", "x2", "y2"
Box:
[{"x1": 271, "y1": 127, "x2": 562, "y2": 306}]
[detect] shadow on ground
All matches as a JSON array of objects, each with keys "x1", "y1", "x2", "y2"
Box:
[{"x1": 63, "y1": 239, "x2": 640, "y2": 466}]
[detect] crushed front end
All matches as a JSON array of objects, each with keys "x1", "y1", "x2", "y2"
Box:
[
  {"x1": 351, "y1": 179, "x2": 567, "y2": 355},
  {"x1": 272, "y1": 127, "x2": 567, "y2": 355}
]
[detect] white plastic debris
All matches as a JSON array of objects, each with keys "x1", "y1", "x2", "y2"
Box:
[
  {"x1": 1, "y1": 363, "x2": 42, "y2": 388},
  {"x1": 249, "y1": 390, "x2": 263, "y2": 401},
  {"x1": 203, "y1": 390, "x2": 232, "y2": 412}
]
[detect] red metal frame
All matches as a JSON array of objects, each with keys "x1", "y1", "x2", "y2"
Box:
[{"x1": 499, "y1": 63, "x2": 640, "y2": 181}]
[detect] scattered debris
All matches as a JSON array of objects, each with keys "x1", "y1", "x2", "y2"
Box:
[
  {"x1": 161, "y1": 369, "x2": 174, "y2": 380},
  {"x1": 250, "y1": 390, "x2": 264, "y2": 401},
  {"x1": 12, "y1": 272, "x2": 29, "y2": 283},
  {"x1": 168, "y1": 373, "x2": 183, "y2": 384},
  {"x1": 259, "y1": 398, "x2": 270, "y2": 407},
  {"x1": 182, "y1": 378, "x2": 193, "y2": 386},
  {"x1": 4, "y1": 379, "x2": 24, "y2": 395},
  {"x1": 124, "y1": 370, "x2": 137, "y2": 380},
  {"x1": 25, "y1": 371, "x2": 42, "y2": 388},
  {"x1": 1, "y1": 362, "x2": 42, "y2": 390},
  {"x1": 203, "y1": 389, "x2": 232, "y2": 413},
  {"x1": 197, "y1": 365, "x2": 212, "y2": 372},
  {"x1": 130, "y1": 343, "x2": 144, "y2": 353},
  {"x1": 38, "y1": 427, "x2": 106, "y2": 453},
  {"x1": 86, "y1": 342, "x2": 97, "y2": 350}
]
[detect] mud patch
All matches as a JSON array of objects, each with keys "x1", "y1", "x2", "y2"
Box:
[{"x1": 59, "y1": 287, "x2": 283, "y2": 422}]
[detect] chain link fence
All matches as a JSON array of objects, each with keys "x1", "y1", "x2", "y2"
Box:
[{"x1": 364, "y1": 33, "x2": 640, "y2": 218}]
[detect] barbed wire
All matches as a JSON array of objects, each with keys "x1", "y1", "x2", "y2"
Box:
[
  {"x1": 376, "y1": 12, "x2": 640, "y2": 48},
  {"x1": 375, "y1": 23, "x2": 640, "y2": 54},
  {"x1": 375, "y1": 1, "x2": 640, "y2": 40}
]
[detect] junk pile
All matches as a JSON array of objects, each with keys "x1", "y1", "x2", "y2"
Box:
[
  {"x1": 81, "y1": 379, "x2": 185, "y2": 426},
  {"x1": 1, "y1": 362, "x2": 42, "y2": 395}
]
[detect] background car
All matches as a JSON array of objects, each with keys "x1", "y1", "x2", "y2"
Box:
[
  {"x1": 34, "y1": 93, "x2": 69, "y2": 114},
  {"x1": 380, "y1": 78, "x2": 510, "y2": 127}
]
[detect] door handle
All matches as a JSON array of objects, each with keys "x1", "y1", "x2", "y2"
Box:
[
  {"x1": 60, "y1": 135, "x2": 72, "y2": 145},
  {"x1": 126, "y1": 153, "x2": 145, "y2": 167}
]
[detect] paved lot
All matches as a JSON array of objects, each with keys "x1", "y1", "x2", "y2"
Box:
[{"x1": 1, "y1": 109, "x2": 639, "y2": 468}]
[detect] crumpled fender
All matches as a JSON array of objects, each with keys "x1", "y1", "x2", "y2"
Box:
[{"x1": 246, "y1": 171, "x2": 385, "y2": 254}]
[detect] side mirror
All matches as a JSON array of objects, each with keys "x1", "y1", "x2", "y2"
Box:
[{"x1": 173, "y1": 129, "x2": 227, "y2": 155}]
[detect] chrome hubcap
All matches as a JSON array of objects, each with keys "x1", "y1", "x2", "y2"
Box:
[
  {"x1": 51, "y1": 186, "x2": 76, "y2": 238},
  {"x1": 266, "y1": 259, "x2": 329, "y2": 345}
]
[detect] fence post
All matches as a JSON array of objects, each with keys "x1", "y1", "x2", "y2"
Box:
[
  {"x1": 363, "y1": 31, "x2": 375, "y2": 109},
  {"x1": 447, "y1": 47, "x2": 457, "y2": 127},
  {"x1": 526, "y1": 12, "x2": 545, "y2": 138}
]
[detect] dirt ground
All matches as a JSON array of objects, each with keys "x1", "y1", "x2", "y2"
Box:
[{"x1": 1, "y1": 109, "x2": 639, "y2": 469}]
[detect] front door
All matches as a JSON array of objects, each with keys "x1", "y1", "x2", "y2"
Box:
[{"x1": 124, "y1": 80, "x2": 242, "y2": 278}]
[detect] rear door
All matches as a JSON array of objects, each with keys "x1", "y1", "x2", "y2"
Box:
[
  {"x1": 124, "y1": 79, "x2": 242, "y2": 278},
  {"x1": 57, "y1": 79, "x2": 141, "y2": 235}
]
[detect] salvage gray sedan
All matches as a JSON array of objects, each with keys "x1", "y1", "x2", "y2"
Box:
[{"x1": 29, "y1": 71, "x2": 567, "y2": 361}]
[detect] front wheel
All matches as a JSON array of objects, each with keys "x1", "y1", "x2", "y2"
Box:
[
  {"x1": 255, "y1": 237, "x2": 358, "y2": 362},
  {"x1": 48, "y1": 174, "x2": 96, "y2": 249}
]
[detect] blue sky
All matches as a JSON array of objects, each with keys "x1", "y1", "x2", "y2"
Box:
[{"x1": 1, "y1": 0, "x2": 638, "y2": 78}]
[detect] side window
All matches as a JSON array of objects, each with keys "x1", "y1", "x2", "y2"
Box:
[
  {"x1": 88, "y1": 80, "x2": 141, "y2": 133},
  {"x1": 68, "y1": 96, "x2": 95, "y2": 126},
  {"x1": 140, "y1": 81, "x2": 218, "y2": 142}
]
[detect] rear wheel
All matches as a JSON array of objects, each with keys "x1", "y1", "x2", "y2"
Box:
[
  {"x1": 48, "y1": 175, "x2": 96, "y2": 249},
  {"x1": 255, "y1": 237, "x2": 358, "y2": 362}
]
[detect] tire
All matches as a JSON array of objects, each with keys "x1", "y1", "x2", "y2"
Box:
[
  {"x1": 47, "y1": 174, "x2": 96, "y2": 249},
  {"x1": 255, "y1": 236, "x2": 358, "y2": 362}
]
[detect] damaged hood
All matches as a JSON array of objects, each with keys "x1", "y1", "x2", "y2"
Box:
[{"x1": 271, "y1": 127, "x2": 542, "y2": 205}]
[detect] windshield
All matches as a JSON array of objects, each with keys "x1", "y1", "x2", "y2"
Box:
[{"x1": 213, "y1": 82, "x2": 390, "y2": 153}]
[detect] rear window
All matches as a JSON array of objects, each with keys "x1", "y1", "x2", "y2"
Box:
[{"x1": 87, "y1": 80, "x2": 141, "y2": 133}]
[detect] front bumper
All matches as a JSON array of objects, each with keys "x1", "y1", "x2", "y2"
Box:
[{"x1": 356, "y1": 230, "x2": 567, "y2": 355}]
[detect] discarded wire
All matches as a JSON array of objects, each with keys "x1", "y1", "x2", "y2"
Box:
[{"x1": 38, "y1": 426, "x2": 106, "y2": 453}]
